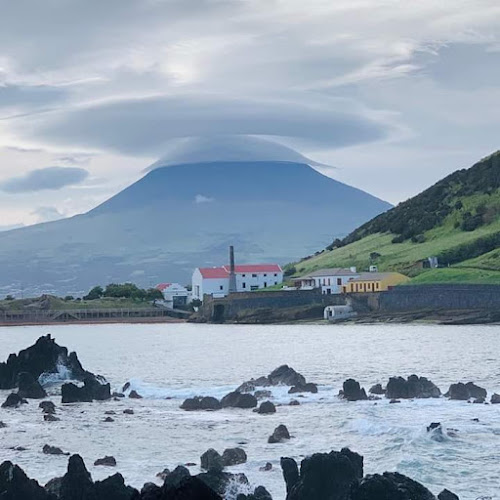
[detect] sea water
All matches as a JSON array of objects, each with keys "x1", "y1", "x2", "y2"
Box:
[{"x1": 0, "y1": 323, "x2": 499, "y2": 499}]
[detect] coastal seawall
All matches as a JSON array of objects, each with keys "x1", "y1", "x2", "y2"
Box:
[{"x1": 197, "y1": 284, "x2": 500, "y2": 323}]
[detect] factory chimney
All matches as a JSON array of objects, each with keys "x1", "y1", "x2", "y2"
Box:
[{"x1": 228, "y1": 245, "x2": 237, "y2": 293}]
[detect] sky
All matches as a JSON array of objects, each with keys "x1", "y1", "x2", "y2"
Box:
[{"x1": 1, "y1": 0, "x2": 500, "y2": 228}]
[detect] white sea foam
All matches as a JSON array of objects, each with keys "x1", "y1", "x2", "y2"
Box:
[{"x1": 38, "y1": 358, "x2": 74, "y2": 386}]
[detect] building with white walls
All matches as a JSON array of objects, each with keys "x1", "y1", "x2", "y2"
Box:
[
  {"x1": 192, "y1": 264, "x2": 283, "y2": 301},
  {"x1": 156, "y1": 282, "x2": 191, "y2": 307},
  {"x1": 293, "y1": 268, "x2": 359, "y2": 294}
]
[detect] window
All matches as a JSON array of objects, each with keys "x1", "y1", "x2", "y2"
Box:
[
  {"x1": 274, "y1": 273, "x2": 277, "y2": 277},
  {"x1": 337, "y1": 278, "x2": 342, "y2": 286},
  {"x1": 220, "y1": 285, "x2": 223, "y2": 290},
  {"x1": 242, "y1": 282, "x2": 246, "y2": 289},
  {"x1": 264, "y1": 282, "x2": 267, "y2": 288},
  {"x1": 274, "y1": 281, "x2": 277, "y2": 285},
  {"x1": 328, "y1": 278, "x2": 331, "y2": 285},
  {"x1": 252, "y1": 274, "x2": 257, "y2": 278},
  {"x1": 251, "y1": 285, "x2": 259, "y2": 291},
  {"x1": 264, "y1": 273, "x2": 267, "y2": 277},
  {"x1": 242, "y1": 274, "x2": 246, "y2": 277}
]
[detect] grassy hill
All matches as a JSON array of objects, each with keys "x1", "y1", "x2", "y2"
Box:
[{"x1": 291, "y1": 151, "x2": 500, "y2": 284}]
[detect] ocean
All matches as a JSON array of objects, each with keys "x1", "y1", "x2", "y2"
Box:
[{"x1": 1, "y1": 323, "x2": 499, "y2": 499}]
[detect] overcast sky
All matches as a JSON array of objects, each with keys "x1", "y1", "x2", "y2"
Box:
[{"x1": 1, "y1": 0, "x2": 500, "y2": 227}]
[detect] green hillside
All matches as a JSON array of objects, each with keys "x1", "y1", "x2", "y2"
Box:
[{"x1": 291, "y1": 151, "x2": 500, "y2": 284}]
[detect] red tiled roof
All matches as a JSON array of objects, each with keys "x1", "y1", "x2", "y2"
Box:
[
  {"x1": 198, "y1": 264, "x2": 282, "y2": 279},
  {"x1": 156, "y1": 283, "x2": 172, "y2": 291}
]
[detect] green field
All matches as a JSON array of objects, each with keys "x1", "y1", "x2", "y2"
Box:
[{"x1": 410, "y1": 267, "x2": 500, "y2": 285}]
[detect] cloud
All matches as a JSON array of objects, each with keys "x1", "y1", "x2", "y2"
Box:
[
  {"x1": 14, "y1": 93, "x2": 392, "y2": 156},
  {"x1": 0, "y1": 166, "x2": 89, "y2": 193},
  {"x1": 31, "y1": 206, "x2": 65, "y2": 223},
  {"x1": 194, "y1": 194, "x2": 214, "y2": 204}
]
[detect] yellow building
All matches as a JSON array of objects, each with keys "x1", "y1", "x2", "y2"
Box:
[{"x1": 342, "y1": 272, "x2": 410, "y2": 293}]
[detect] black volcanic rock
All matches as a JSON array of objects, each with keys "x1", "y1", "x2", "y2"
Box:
[
  {"x1": 222, "y1": 448, "x2": 247, "y2": 466},
  {"x1": 256, "y1": 401, "x2": 276, "y2": 414},
  {"x1": 289, "y1": 383, "x2": 318, "y2": 394},
  {"x1": 62, "y1": 376, "x2": 111, "y2": 403},
  {"x1": 280, "y1": 457, "x2": 299, "y2": 495},
  {"x1": 438, "y1": 489, "x2": 459, "y2": 500},
  {"x1": 268, "y1": 365, "x2": 306, "y2": 387},
  {"x1": 180, "y1": 396, "x2": 221, "y2": 411},
  {"x1": 268, "y1": 424, "x2": 290, "y2": 443},
  {"x1": 386, "y1": 375, "x2": 441, "y2": 399},
  {"x1": 43, "y1": 444, "x2": 69, "y2": 456},
  {"x1": 200, "y1": 449, "x2": 224, "y2": 472},
  {"x1": 369, "y1": 384, "x2": 385, "y2": 395},
  {"x1": 94, "y1": 456, "x2": 117, "y2": 467},
  {"x1": 341, "y1": 379, "x2": 368, "y2": 401},
  {"x1": 221, "y1": 391, "x2": 257, "y2": 409},
  {"x1": 1, "y1": 392, "x2": 27, "y2": 408},
  {"x1": 0, "y1": 335, "x2": 89, "y2": 390},
  {"x1": 165, "y1": 476, "x2": 222, "y2": 500},
  {"x1": 0, "y1": 460, "x2": 55, "y2": 500},
  {"x1": 351, "y1": 472, "x2": 435, "y2": 500},
  {"x1": 446, "y1": 382, "x2": 487, "y2": 400},
  {"x1": 39, "y1": 401, "x2": 56, "y2": 414},
  {"x1": 17, "y1": 372, "x2": 47, "y2": 399},
  {"x1": 286, "y1": 449, "x2": 363, "y2": 500},
  {"x1": 94, "y1": 473, "x2": 138, "y2": 500},
  {"x1": 59, "y1": 454, "x2": 96, "y2": 500}
]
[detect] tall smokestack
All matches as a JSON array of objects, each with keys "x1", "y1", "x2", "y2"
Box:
[{"x1": 228, "y1": 245, "x2": 237, "y2": 293}]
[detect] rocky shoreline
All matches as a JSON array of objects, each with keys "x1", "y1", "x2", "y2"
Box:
[{"x1": 1, "y1": 335, "x2": 493, "y2": 499}]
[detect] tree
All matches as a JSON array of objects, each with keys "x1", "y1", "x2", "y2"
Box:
[
  {"x1": 5, "y1": 295, "x2": 14, "y2": 301},
  {"x1": 83, "y1": 286, "x2": 104, "y2": 300},
  {"x1": 64, "y1": 295, "x2": 74, "y2": 301},
  {"x1": 145, "y1": 288, "x2": 164, "y2": 301}
]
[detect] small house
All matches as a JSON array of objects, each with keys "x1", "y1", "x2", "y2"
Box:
[
  {"x1": 342, "y1": 272, "x2": 410, "y2": 293},
  {"x1": 293, "y1": 268, "x2": 359, "y2": 294},
  {"x1": 156, "y1": 283, "x2": 191, "y2": 308}
]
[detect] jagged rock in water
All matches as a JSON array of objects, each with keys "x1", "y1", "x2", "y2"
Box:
[
  {"x1": 426, "y1": 422, "x2": 444, "y2": 442},
  {"x1": 0, "y1": 421, "x2": 6, "y2": 428},
  {"x1": 438, "y1": 489, "x2": 459, "y2": 500},
  {"x1": 61, "y1": 376, "x2": 111, "y2": 403},
  {"x1": 43, "y1": 444, "x2": 69, "y2": 456},
  {"x1": 1, "y1": 392, "x2": 27, "y2": 408},
  {"x1": 0, "y1": 334, "x2": 90, "y2": 390},
  {"x1": 288, "y1": 383, "x2": 318, "y2": 394},
  {"x1": 128, "y1": 390, "x2": 142, "y2": 399},
  {"x1": 166, "y1": 476, "x2": 222, "y2": 499},
  {"x1": 268, "y1": 366, "x2": 306, "y2": 387},
  {"x1": 280, "y1": 457, "x2": 299, "y2": 494},
  {"x1": 289, "y1": 400, "x2": 300, "y2": 406},
  {"x1": 369, "y1": 383, "x2": 385, "y2": 395},
  {"x1": 351, "y1": 472, "x2": 436, "y2": 500},
  {"x1": 17, "y1": 372, "x2": 47, "y2": 399},
  {"x1": 94, "y1": 473, "x2": 138, "y2": 500},
  {"x1": 241, "y1": 485, "x2": 273, "y2": 499},
  {"x1": 39, "y1": 401, "x2": 56, "y2": 414},
  {"x1": 197, "y1": 470, "x2": 248, "y2": 497},
  {"x1": 123, "y1": 409, "x2": 134, "y2": 414},
  {"x1": 44, "y1": 414, "x2": 60, "y2": 422},
  {"x1": 446, "y1": 382, "x2": 487, "y2": 400},
  {"x1": 222, "y1": 448, "x2": 247, "y2": 466},
  {"x1": 256, "y1": 401, "x2": 276, "y2": 414},
  {"x1": 254, "y1": 390, "x2": 272, "y2": 399},
  {"x1": 286, "y1": 448, "x2": 363, "y2": 500},
  {"x1": 491, "y1": 393, "x2": 500, "y2": 404},
  {"x1": 340, "y1": 379, "x2": 368, "y2": 401},
  {"x1": 200, "y1": 449, "x2": 224, "y2": 472},
  {"x1": 156, "y1": 468, "x2": 170, "y2": 481},
  {"x1": 386, "y1": 375, "x2": 441, "y2": 399},
  {"x1": 236, "y1": 377, "x2": 271, "y2": 393},
  {"x1": 260, "y1": 462, "x2": 273, "y2": 472},
  {"x1": 162, "y1": 465, "x2": 191, "y2": 492},
  {"x1": 59, "y1": 454, "x2": 95, "y2": 500},
  {"x1": 94, "y1": 456, "x2": 116, "y2": 466},
  {"x1": 0, "y1": 460, "x2": 55, "y2": 500},
  {"x1": 180, "y1": 396, "x2": 221, "y2": 411},
  {"x1": 268, "y1": 424, "x2": 290, "y2": 443},
  {"x1": 141, "y1": 482, "x2": 161, "y2": 500},
  {"x1": 221, "y1": 391, "x2": 257, "y2": 409}
]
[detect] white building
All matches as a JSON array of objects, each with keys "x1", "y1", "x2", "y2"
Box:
[
  {"x1": 156, "y1": 282, "x2": 191, "y2": 308},
  {"x1": 192, "y1": 264, "x2": 283, "y2": 301},
  {"x1": 293, "y1": 268, "x2": 359, "y2": 294}
]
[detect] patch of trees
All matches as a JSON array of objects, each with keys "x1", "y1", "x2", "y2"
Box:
[
  {"x1": 83, "y1": 283, "x2": 163, "y2": 301},
  {"x1": 438, "y1": 232, "x2": 500, "y2": 266},
  {"x1": 328, "y1": 151, "x2": 500, "y2": 247}
]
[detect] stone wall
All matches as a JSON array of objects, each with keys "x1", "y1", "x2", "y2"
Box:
[{"x1": 378, "y1": 284, "x2": 500, "y2": 312}]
